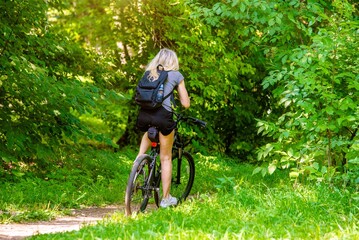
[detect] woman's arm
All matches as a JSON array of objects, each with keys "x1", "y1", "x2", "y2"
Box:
[{"x1": 177, "y1": 80, "x2": 190, "y2": 109}]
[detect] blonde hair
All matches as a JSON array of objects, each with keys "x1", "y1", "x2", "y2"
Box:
[{"x1": 146, "y1": 48, "x2": 179, "y2": 81}]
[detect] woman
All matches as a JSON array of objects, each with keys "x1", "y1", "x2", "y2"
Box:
[{"x1": 136, "y1": 48, "x2": 190, "y2": 208}]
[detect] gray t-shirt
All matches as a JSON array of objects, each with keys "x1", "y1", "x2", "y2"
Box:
[{"x1": 162, "y1": 71, "x2": 184, "y2": 111}]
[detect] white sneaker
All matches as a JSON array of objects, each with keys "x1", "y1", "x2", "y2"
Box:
[{"x1": 160, "y1": 195, "x2": 178, "y2": 208}]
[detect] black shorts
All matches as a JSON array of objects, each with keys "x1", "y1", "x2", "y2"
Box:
[{"x1": 136, "y1": 107, "x2": 176, "y2": 136}]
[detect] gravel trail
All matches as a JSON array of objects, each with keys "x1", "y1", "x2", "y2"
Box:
[{"x1": 0, "y1": 206, "x2": 122, "y2": 240}]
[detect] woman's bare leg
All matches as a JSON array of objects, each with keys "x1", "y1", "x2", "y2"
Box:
[
  {"x1": 136, "y1": 132, "x2": 151, "y2": 159},
  {"x1": 159, "y1": 130, "x2": 175, "y2": 199}
]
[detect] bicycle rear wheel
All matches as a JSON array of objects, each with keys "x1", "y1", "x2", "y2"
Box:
[
  {"x1": 171, "y1": 151, "x2": 195, "y2": 202},
  {"x1": 125, "y1": 154, "x2": 152, "y2": 215}
]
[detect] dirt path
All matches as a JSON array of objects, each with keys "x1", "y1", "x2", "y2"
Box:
[{"x1": 0, "y1": 206, "x2": 123, "y2": 240}]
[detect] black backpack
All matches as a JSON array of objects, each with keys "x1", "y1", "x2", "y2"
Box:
[{"x1": 135, "y1": 68, "x2": 172, "y2": 109}]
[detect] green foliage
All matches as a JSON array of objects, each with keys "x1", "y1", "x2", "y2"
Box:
[
  {"x1": 168, "y1": 0, "x2": 271, "y2": 157},
  {"x1": 254, "y1": 0, "x2": 359, "y2": 184},
  {"x1": 0, "y1": 0, "x2": 126, "y2": 177},
  {"x1": 52, "y1": 0, "x2": 270, "y2": 157},
  {"x1": 1, "y1": 0, "x2": 358, "y2": 188},
  {"x1": 0, "y1": 149, "x2": 131, "y2": 223}
]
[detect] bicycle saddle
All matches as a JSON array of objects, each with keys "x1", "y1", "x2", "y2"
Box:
[{"x1": 147, "y1": 127, "x2": 159, "y2": 143}]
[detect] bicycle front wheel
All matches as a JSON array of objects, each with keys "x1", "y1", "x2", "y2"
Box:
[
  {"x1": 171, "y1": 151, "x2": 195, "y2": 202},
  {"x1": 125, "y1": 154, "x2": 152, "y2": 216}
]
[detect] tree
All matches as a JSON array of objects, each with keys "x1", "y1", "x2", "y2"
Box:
[
  {"x1": 51, "y1": 0, "x2": 272, "y2": 157},
  {"x1": 255, "y1": 0, "x2": 359, "y2": 184},
  {"x1": 0, "y1": 0, "x2": 123, "y2": 177}
]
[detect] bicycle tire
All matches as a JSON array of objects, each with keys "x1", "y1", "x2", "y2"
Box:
[
  {"x1": 170, "y1": 151, "x2": 195, "y2": 202},
  {"x1": 125, "y1": 154, "x2": 152, "y2": 215}
]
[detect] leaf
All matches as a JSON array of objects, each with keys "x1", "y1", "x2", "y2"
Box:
[
  {"x1": 258, "y1": 151, "x2": 264, "y2": 160},
  {"x1": 231, "y1": 0, "x2": 239, "y2": 7},
  {"x1": 289, "y1": 171, "x2": 299, "y2": 178},
  {"x1": 288, "y1": 148, "x2": 294, "y2": 157},
  {"x1": 325, "y1": 106, "x2": 334, "y2": 115},
  {"x1": 268, "y1": 164, "x2": 277, "y2": 174},
  {"x1": 284, "y1": 99, "x2": 291, "y2": 108},
  {"x1": 257, "y1": 126, "x2": 265, "y2": 134},
  {"x1": 268, "y1": 18, "x2": 275, "y2": 26},
  {"x1": 12, "y1": 170, "x2": 25, "y2": 177},
  {"x1": 304, "y1": 166, "x2": 317, "y2": 174},
  {"x1": 214, "y1": 4, "x2": 222, "y2": 15},
  {"x1": 281, "y1": 55, "x2": 288, "y2": 64},
  {"x1": 1, "y1": 152, "x2": 17, "y2": 163},
  {"x1": 263, "y1": 144, "x2": 274, "y2": 158},
  {"x1": 312, "y1": 162, "x2": 320, "y2": 170},
  {"x1": 348, "y1": 157, "x2": 359, "y2": 165},
  {"x1": 240, "y1": 3, "x2": 246, "y2": 12},
  {"x1": 252, "y1": 167, "x2": 262, "y2": 175}
]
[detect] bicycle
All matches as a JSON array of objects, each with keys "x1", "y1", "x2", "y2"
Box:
[{"x1": 125, "y1": 112, "x2": 206, "y2": 215}]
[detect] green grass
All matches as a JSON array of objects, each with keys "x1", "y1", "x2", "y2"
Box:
[
  {"x1": 0, "y1": 147, "x2": 134, "y2": 223},
  {"x1": 1, "y1": 148, "x2": 358, "y2": 239}
]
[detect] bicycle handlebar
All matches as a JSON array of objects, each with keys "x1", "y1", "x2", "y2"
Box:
[
  {"x1": 174, "y1": 113, "x2": 207, "y2": 128},
  {"x1": 186, "y1": 116, "x2": 207, "y2": 128}
]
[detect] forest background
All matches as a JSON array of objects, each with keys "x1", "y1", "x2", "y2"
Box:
[
  {"x1": 1, "y1": 0, "x2": 358, "y2": 185},
  {"x1": 1, "y1": 0, "x2": 358, "y2": 219}
]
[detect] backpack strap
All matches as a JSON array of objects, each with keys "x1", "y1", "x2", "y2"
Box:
[
  {"x1": 162, "y1": 91, "x2": 172, "y2": 101},
  {"x1": 161, "y1": 67, "x2": 175, "y2": 99},
  {"x1": 157, "y1": 67, "x2": 175, "y2": 107}
]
